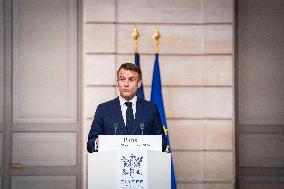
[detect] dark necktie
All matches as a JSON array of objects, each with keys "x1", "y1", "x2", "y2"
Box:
[{"x1": 125, "y1": 102, "x2": 134, "y2": 134}]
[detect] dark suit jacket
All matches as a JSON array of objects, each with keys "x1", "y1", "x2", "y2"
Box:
[{"x1": 87, "y1": 97, "x2": 167, "y2": 153}]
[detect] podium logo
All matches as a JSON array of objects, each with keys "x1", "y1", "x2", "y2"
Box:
[{"x1": 120, "y1": 153, "x2": 146, "y2": 189}]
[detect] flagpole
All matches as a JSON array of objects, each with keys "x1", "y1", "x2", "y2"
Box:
[{"x1": 151, "y1": 29, "x2": 177, "y2": 189}]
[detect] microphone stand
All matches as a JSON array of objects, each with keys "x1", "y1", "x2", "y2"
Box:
[
  {"x1": 114, "y1": 123, "x2": 118, "y2": 135},
  {"x1": 140, "y1": 123, "x2": 144, "y2": 135}
]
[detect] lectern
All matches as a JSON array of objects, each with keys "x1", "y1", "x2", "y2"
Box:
[{"x1": 88, "y1": 135, "x2": 171, "y2": 189}]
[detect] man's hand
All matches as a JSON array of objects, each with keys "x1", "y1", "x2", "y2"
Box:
[{"x1": 95, "y1": 138, "x2": 99, "y2": 150}]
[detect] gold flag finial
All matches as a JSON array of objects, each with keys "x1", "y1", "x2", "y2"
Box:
[
  {"x1": 132, "y1": 25, "x2": 140, "y2": 53},
  {"x1": 153, "y1": 29, "x2": 161, "y2": 53}
]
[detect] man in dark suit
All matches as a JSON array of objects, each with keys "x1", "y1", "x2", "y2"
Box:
[{"x1": 87, "y1": 63, "x2": 166, "y2": 153}]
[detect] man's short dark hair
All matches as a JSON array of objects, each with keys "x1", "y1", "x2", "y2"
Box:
[{"x1": 117, "y1": 63, "x2": 142, "y2": 80}]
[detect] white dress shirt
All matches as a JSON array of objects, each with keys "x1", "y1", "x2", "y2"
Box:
[
  {"x1": 119, "y1": 95, "x2": 137, "y2": 126},
  {"x1": 95, "y1": 96, "x2": 137, "y2": 151}
]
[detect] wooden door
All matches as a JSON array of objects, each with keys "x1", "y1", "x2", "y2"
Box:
[
  {"x1": 236, "y1": 0, "x2": 284, "y2": 188},
  {"x1": 1, "y1": 0, "x2": 82, "y2": 188}
]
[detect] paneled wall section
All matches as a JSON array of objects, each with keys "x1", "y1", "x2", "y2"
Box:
[
  {"x1": 0, "y1": 0, "x2": 3, "y2": 187},
  {"x1": 0, "y1": 0, "x2": 3, "y2": 124},
  {"x1": 13, "y1": 0, "x2": 77, "y2": 123},
  {"x1": 11, "y1": 176, "x2": 76, "y2": 189},
  {"x1": 83, "y1": 0, "x2": 234, "y2": 188}
]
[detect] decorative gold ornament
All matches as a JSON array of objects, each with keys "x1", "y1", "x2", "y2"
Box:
[
  {"x1": 132, "y1": 26, "x2": 139, "y2": 53},
  {"x1": 153, "y1": 29, "x2": 161, "y2": 53}
]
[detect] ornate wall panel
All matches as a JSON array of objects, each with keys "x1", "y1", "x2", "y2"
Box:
[
  {"x1": 0, "y1": 0, "x2": 3, "y2": 123},
  {"x1": 12, "y1": 133, "x2": 76, "y2": 166},
  {"x1": 0, "y1": 133, "x2": 2, "y2": 166},
  {"x1": 13, "y1": 0, "x2": 77, "y2": 123},
  {"x1": 239, "y1": 133, "x2": 284, "y2": 167},
  {"x1": 11, "y1": 176, "x2": 76, "y2": 189}
]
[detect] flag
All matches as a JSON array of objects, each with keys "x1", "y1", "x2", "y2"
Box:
[
  {"x1": 135, "y1": 52, "x2": 145, "y2": 100},
  {"x1": 150, "y1": 53, "x2": 177, "y2": 189}
]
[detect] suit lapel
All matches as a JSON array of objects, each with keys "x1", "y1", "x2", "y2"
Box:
[
  {"x1": 112, "y1": 97, "x2": 128, "y2": 135},
  {"x1": 132, "y1": 98, "x2": 144, "y2": 134}
]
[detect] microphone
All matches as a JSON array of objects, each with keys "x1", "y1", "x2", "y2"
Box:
[
  {"x1": 140, "y1": 122, "x2": 144, "y2": 135},
  {"x1": 114, "y1": 123, "x2": 118, "y2": 135}
]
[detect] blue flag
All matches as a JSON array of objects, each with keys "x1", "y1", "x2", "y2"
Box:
[
  {"x1": 150, "y1": 53, "x2": 177, "y2": 189},
  {"x1": 135, "y1": 52, "x2": 145, "y2": 100}
]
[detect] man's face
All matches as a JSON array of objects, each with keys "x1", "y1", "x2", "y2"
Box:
[{"x1": 117, "y1": 68, "x2": 142, "y2": 101}]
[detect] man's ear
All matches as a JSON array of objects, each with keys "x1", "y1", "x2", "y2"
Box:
[{"x1": 138, "y1": 80, "x2": 142, "y2": 88}]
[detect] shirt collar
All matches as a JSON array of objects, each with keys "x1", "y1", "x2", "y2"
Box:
[{"x1": 119, "y1": 95, "x2": 137, "y2": 107}]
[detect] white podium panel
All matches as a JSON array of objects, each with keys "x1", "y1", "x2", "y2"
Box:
[
  {"x1": 147, "y1": 151, "x2": 171, "y2": 189},
  {"x1": 88, "y1": 150, "x2": 170, "y2": 189},
  {"x1": 88, "y1": 150, "x2": 117, "y2": 189},
  {"x1": 88, "y1": 135, "x2": 171, "y2": 189}
]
